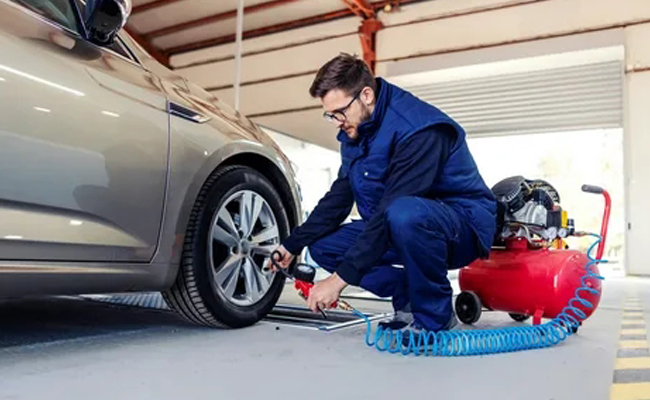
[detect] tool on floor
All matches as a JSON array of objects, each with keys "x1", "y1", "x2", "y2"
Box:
[
  {"x1": 359, "y1": 181, "x2": 611, "y2": 356},
  {"x1": 271, "y1": 251, "x2": 355, "y2": 319}
]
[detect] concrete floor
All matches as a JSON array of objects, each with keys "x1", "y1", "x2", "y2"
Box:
[{"x1": 0, "y1": 277, "x2": 646, "y2": 400}]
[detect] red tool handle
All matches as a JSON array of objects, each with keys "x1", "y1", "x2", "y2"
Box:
[
  {"x1": 581, "y1": 185, "x2": 611, "y2": 260},
  {"x1": 294, "y1": 281, "x2": 338, "y2": 309}
]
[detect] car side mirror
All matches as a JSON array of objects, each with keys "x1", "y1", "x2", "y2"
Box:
[{"x1": 84, "y1": 0, "x2": 132, "y2": 45}]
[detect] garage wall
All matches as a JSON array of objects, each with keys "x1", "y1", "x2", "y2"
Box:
[
  {"x1": 375, "y1": 0, "x2": 650, "y2": 65},
  {"x1": 170, "y1": 17, "x2": 361, "y2": 150},
  {"x1": 169, "y1": 0, "x2": 650, "y2": 151},
  {"x1": 624, "y1": 23, "x2": 650, "y2": 276},
  {"x1": 393, "y1": 59, "x2": 624, "y2": 137}
]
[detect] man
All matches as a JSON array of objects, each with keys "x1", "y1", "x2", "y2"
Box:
[{"x1": 270, "y1": 53, "x2": 496, "y2": 334}]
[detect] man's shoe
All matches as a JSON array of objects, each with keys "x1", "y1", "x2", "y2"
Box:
[
  {"x1": 399, "y1": 321, "x2": 425, "y2": 347},
  {"x1": 399, "y1": 313, "x2": 459, "y2": 345},
  {"x1": 378, "y1": 304, "x2": 413, "y2": 330},
  {"x1": 442, "y1": 313, "x2": 459, "y2": 331}
]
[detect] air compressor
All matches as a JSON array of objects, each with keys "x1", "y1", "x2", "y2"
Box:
[{"x1": 455, "y1": 176, "x2": 611, "y2": 329}]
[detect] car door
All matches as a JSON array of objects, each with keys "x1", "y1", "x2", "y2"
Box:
[{"x1": 0, "y1": 0, "x2": 169, "y2": 262}]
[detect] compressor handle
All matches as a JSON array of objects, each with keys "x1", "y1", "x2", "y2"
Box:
[
  {"x1": 581, "y1": 184, "x2": 604, "y2": 194},
  {"x1": 582, "y1": 185, "x2": 611, "y2": 260}
]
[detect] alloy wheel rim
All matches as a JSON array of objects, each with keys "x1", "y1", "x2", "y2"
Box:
[{"x1": 208, "y1": 190, "x2": 280, "y2": 306}]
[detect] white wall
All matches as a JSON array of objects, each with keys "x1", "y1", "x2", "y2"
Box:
[
  {"x1": 170, "y1": 17, "x2": 359, "y2": 68},
  {"x1": 376, "y1": 0, "x2": 650, "y2": 64},
  {"x1": 624, "y1": 23, "x2": 650, "y2": 276},
  {"x1": 171, "y1": 17, "x2": 360, "y2": 149},
  {"x1": 260, "y1": 127, "x2": 340, "y2": 214}
]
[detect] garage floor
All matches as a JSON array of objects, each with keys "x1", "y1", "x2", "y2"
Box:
[{"x1": 0, "y1": 276, "x2": 647, "y2": 400}]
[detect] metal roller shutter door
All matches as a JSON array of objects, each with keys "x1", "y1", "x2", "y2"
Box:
[{"x1": 401, "y1": 61, "x2": 624, "y2": 137}]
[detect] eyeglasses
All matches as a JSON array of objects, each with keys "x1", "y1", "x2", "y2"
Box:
[{"x1": 323, "y1": 90, "x2": 361, "y2": 123}]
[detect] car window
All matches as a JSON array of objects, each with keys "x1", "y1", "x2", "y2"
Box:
[{"x1": 14, "y1": 0, "x2": 80, "y2": 32}]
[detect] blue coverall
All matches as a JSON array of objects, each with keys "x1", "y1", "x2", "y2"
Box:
[{"x1": 283, "y1": 78, "x2": 497, "y2": 332}]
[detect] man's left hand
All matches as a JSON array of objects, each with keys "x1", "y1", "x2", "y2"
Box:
[{"x1": 307, "y1": 273, "x2": 348, "y2": 313}]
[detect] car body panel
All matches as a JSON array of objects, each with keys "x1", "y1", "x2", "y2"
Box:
[
  {"x1": 0, "y1": 0, "x2": 302, "y2": 296},
  {"x1": 151, "y1": 80, "x2": 302, "y2": 280},
  {"x1": 0, "y1": 0, "x2": 169, "y2": 262}
]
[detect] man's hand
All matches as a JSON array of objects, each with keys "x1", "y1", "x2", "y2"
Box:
[
  {"x1": 266, "y1": 245, "x2": 294, "y2": 272},
  {"x1": 307, "y1": 273, "x2": 348, "y2": 313}
]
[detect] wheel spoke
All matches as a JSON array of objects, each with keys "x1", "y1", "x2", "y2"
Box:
[
  {"x1": 242, "y1": 257, "x2": 262, "y2": 303},
  {"x1": 217, "y1": 208, "x2": 238, "y2": 238},
  {"x1": 212, "y1": 224, "x2": 239, "y2": 248},
  {"x1": 250, "y1": 256, "x2": 271, "y2": 293},
  {"x1": 239, "y1": 192, "x2": 253, "y2": 238},
  {"x1": 215, "y1": 255, "x2": 243, "y2": 298},
  {"x1": 252, "y1": 244, "x2": 276, "y2": 257},
  {"x1": 248, "y1": 194, "x2": 264, "y2": 237},
  {"x1": 250, "y1": 225, "x2": 279, "y2": 245}
]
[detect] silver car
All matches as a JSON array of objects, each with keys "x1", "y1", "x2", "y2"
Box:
[{"x1": 0, "y1": 0, "x2": 302, "y2": 328}]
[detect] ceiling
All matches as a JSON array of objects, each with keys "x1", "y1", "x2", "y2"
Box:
[
  {"x1": 123, "y1": 0, "x2": 426, "y2": 151},
  {"x1": 125, "y1": 0, "x2": 407, "y2": 65}
]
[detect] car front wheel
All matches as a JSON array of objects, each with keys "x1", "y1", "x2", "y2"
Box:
[{"x1": 163, "y1": 165, "x2": 290, "y2": 328}]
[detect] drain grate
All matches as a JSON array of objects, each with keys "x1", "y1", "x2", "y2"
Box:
[{"x1": 80, "y1": 292, "x2": 389, "y2": 331}]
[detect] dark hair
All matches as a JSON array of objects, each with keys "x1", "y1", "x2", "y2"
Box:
[{"x1": 309, "y1": 53, "x2": 377, "y2": 98}]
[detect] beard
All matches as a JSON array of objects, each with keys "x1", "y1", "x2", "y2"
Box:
[
  {"x1": 359, "y1": 102, "x2": 372, "y2": 124},
  {"x1": 345, "y1": 102, "x2": 373, "y2": 140}
]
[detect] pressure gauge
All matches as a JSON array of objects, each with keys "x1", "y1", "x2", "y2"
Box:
[{"x1": 293, "y1": 264, "x2": 316, "y2": 283}]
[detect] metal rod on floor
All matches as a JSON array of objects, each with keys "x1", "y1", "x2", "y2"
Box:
[
  {"x1": 318, "y1": 313, "x2": 391, "y2": 332},
  {"x1": 340, "y1": 293, "x2": 391, "y2": 302},
  {"x1": 271, "y1": 303, "x2": 390, "y2": 332},
  {"x1": 233, "y1": 0, "x2": 245, "y2": 111},
  {"x1": 273, "y1": 304, "x2": 360, "y2": 318}
]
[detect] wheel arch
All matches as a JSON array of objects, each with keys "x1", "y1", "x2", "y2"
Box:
[
  {"x1": 156, "y1": 142, "x2": 302, "y2": 288},
  {"x1": 220, "y1": 152, "x2": 300, "y2": 232}
]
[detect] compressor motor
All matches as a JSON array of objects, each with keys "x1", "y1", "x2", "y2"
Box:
[{"x1": 492, "y1": 176, "x2": 573, "y2": 245}]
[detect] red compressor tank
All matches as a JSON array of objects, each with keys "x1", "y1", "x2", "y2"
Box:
[
  {"x1": 455, "y1": 185, "x2": 612, "y2": 325},
  {"x1": 458, "y1": 237, "x2": 602, "y2": 325},
  {"x1": 455, "y1": 184, "x2": 610, "y2": 328}
]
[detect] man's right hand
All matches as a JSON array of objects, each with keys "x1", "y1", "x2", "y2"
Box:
[{"x1": 267, "y1": 245, "x2": 294, "y2": 272}]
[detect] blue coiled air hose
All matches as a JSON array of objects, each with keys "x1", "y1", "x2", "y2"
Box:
[{"x1": 353, "y1": 234, "x2": 606, "y2": 356}]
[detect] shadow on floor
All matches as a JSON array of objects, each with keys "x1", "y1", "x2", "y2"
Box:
[{"x1": 0, "y1": 296, "x2": 193, "y2": 349}]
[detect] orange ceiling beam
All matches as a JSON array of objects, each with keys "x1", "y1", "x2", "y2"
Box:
[
  {"x1": 143, "y1": 0, "x2": 300, "y2": 39},
  {"x1": 341, "y1": 0, "x2": 375, "y2": 18},
  {"x1": 132, "y1": 0, "x2": 185, "y2": 14},
  {"x1": 341, "y1": 0, "x2": 384, "y2": 73},
  {"x1": 358, "y1": 18, "x2": 383, "y2": 73},
  {"x1": 165, "y1": 0, "x2": 422, "y2": 57},
  {"x1": 166, "y1": 8, "x2": 352, "y2": 55}
]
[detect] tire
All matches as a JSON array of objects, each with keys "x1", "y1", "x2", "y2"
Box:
[
  {"x1": 163, "y1": 165, "x2": 291, "y2": 328},
  {"x1": 455, "y1": 291, "x2": 482, "y2": 325},
  {"x1": 509, "y1": 313, "x2": 531, "y2": 323}
]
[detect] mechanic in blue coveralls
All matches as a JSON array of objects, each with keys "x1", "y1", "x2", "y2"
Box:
[{"x1": 269, "y1": 53, "x2": 497, "y2": 334}]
